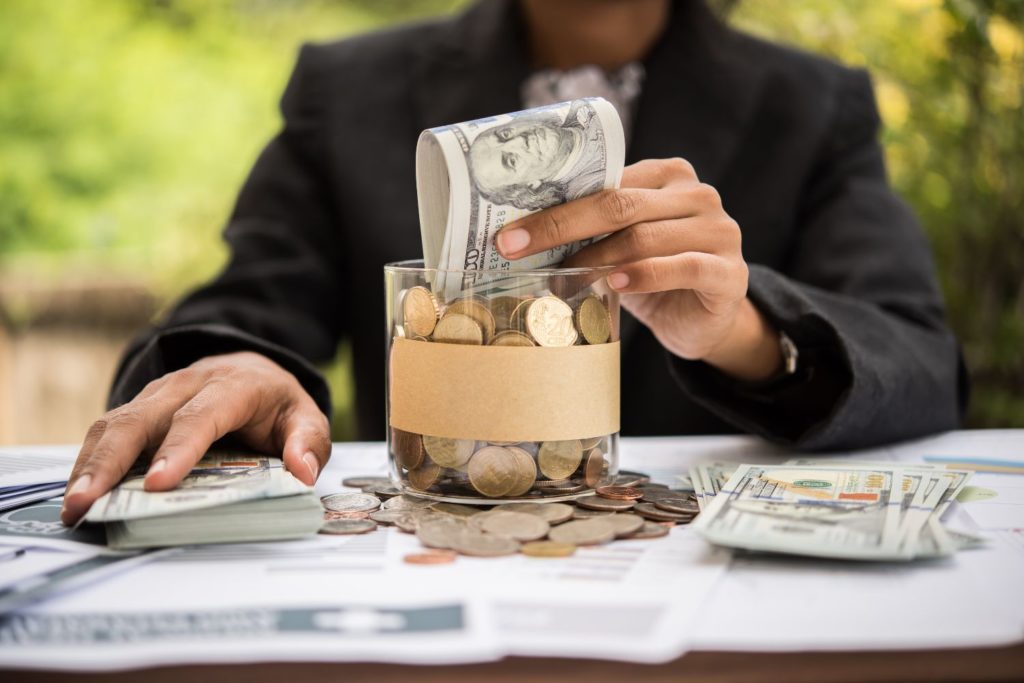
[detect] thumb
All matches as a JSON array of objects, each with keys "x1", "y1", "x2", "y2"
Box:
[{"x1": 279, "y1": 405, "x2": 332, "y2": 486}]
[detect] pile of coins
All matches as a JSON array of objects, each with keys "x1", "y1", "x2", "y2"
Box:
[
  {"x1": 392, "y1": 287, "x2": 617, "y2": 500},
  {"x1": 319, "y1": 472, "x2": 699, "y2": 563},
  {"x1": 391, "y1": 430, "x2": 612, "y2": 500},
  {"x1": 398, "y1": 286, "x2": 613, "y2": 348}
]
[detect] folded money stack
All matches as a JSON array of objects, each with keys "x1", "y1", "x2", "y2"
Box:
[
  {"x1": 317, "y1": 471, "x2": 697, "y2": 562},
  {"x1": 416, "y1": 97, "x2": 624, "y2": 297},
  {"x1": 84, "y1": 452, "x2": 322, "y2": 550},
  {"x1": 691, "y1": 460, "x2": 985, "y2": 561}
]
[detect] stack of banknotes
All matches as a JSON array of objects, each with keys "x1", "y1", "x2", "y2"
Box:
[
  {"x1": 84, "y1": 452, "x2": 322, "y2": 549},
  {"x1": 690, "y1": 460, "x2": 986, "y2": 560}
]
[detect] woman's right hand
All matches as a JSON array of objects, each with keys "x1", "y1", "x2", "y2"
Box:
[{"x1": 60, "y1": 351, "x2": 331, "y2": 525}]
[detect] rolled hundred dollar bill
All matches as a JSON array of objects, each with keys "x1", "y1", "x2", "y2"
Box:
[{"x1": 416, "y1": 98, "x2": 625, "y2": 298}]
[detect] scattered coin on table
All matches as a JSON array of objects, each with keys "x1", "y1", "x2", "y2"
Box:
[{"x1": 328, "y1": 475, "x2": 697, "y2": 562}]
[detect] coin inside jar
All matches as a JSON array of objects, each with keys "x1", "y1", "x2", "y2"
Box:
[
  {"x1": 432, "y1": 313, "x2": 484, "y2": 345},
  {"x1": 525, "y1": 295, "x2": 578, "y2": 347},
  {"x1": 422, "y1": 435, "x2": 476, "y2": 468},
  {"x1": 487, "y1": 295, "x2": 524, "y2": 332},
  {"x1": 504, "y1": 445, "x2": 539, "y2": 497},
  {"x1": 537, "y1": 439, "x2": 584, "y2": 480},
  {"x1": 402, "y1": 286, "x2": 439, "y2": 337},
  {"x1": 391, "y1": 428, "x2": 425, "y2": 469},
  {"x1": 407, "y1": 461, "x2": 442, "y2": 491},
  {"x1": 489, "y1": 330, "x2": 536, "y2": 346},
  {"x1": 467, "y1": 446, "x2": 520, "y2": 497},
  {"x1": 446, "y1": 296, "x2": 496, "y2": 342},
  {"x1": 583, "y1": 447, "x2": 607, "y2": 488},
  {"x1": 574, "y1": 295, "x2": 612, "y2": 344}
]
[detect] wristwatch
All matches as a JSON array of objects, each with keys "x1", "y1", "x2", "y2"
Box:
[{"x1": 779, "y1": 330, "x2": 799, "y2": 375}]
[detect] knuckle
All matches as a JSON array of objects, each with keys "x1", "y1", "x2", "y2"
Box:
[
  {"x1": 623, "y1": 223, "x2": 657, "y2": 256},
  {"x1": 639, "y1": 259, "x2": 662, "y2": 288},
  {"x1": 600, "y1": 189, "x2": 641, "y2": 225},
  {"x1": 693, "y1": 183, "x2": 721, "y2": 208},
  {"x1": 665, "y1": 157, "x2": 696, "y2": 179},
  {"x1": 540, "y1": 209, "x2": 573, "y2": 246},
  {"x1": 84, "y1": 418, "x2": 109, "y2": 442}
]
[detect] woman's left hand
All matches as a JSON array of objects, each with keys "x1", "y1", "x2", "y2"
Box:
[{"x1": 495, "y1": 158, "x2": 782, "y2": 381}]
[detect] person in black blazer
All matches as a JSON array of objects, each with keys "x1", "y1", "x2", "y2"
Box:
[{"x1": 61, "y1": 0, "x2": 965, "y2": 524}]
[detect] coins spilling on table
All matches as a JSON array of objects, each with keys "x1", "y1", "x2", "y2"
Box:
[{"x1": 320, "y1": 474, "x2": 698, "y2": 563}]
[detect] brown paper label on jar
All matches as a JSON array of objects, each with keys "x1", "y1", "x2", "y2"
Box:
[{"x1": 389, "y1": 338, "x2": 620, "y2": 442}]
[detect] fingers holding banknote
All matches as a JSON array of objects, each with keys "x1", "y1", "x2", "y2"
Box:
[
  {"x1": 61, "y1": 351, "x2": 331, "y2": 525},
  {"x1": 496, "y1": 158, "x2": 781, "y2": 381}
]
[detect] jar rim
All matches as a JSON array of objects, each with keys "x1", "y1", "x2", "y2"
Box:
[{"x1": 384, "y1": 259, "x2": 617, "y2": 276}]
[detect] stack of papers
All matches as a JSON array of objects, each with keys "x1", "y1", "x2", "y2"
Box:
[{"x1": 0, "y1": 452, "x2": 71, "y2": 511}]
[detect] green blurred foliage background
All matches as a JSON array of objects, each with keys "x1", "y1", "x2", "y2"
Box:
[{"x1": 1, "y1": 0, "x2": 1021, "y2": 436}]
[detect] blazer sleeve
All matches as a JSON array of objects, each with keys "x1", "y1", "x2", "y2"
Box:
[
  {"x1": 668, "y1": 67, "x2": 966, "y2": 450},
  {"x1": 109, "y1": 45, "x2": 344, "y2": 418}
]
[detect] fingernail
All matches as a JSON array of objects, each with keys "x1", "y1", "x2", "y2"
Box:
[
  {"x1": 302, "y1": 451, "x2": 319, "y2": 481},
  {"x1": 497, "y1": 228, "x2": 530, "y2": 256},
  {"x1": 65, "y1": 474, "x2": 92, "y2": 498},
  {"x1": 146, "y1": 459, "x2": 167, "y2": 477},
  {"x1": 608, "y1": 272, "x2": 630, "y2": 290}
]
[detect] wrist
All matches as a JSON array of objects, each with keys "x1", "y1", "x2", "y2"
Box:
[{"x1": 702, "y1": 298, "x2": 783, "y2": 382}]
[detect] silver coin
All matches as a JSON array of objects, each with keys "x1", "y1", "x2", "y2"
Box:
[
  {"x1": 654, "y1": 497, "x2": 699, "y2": 514},
  {"x1": 430, "y1": 502, "x2": 484, "y2": 518},
  {"x1": 476, "y1": 511, "x2": 550, "y2": 541},
  {"x1": 575, "y1": 495, "x2": 636, "y2": 512},
  {"x1": 500, "y1": 502, "x2": 575, "y2": 524},
  {"x1": 381, "y1": 494, "x2": 436, "y2": 511},
  {"x1": 342, "y1": 476, "x2": 391, "y2": 489},
  {"x1": 548, "y1": 518, "x2": 616, "y2": 546},
  {"x1": 320, "y1": 492, "x2": 381, "y2": 513},
  {"x1": 362, "y1": 484, "x2": 403, "y2": 499},
  {"x1": 624, "y1": 521, "x2": 671, "y2": 539},
  {"x1": 416, "y1": 517, "x2": 467, "y2": 549},
  {"x1": 604, "y1": 513, "x2": 645, "y2": 538},
  {"x1": 449, "y1": 530, "x2": 521, "y2": 557},
  {"x1": 633, "y1": 502, "x2": 694, "y2": 522},
  {"x1": 368, "y1": 509, "x2": 415, "y2": 526},
  {"x1": 572, "y1": 507, "x2": 614, "y2": 519},
  {"x1": 319, "y1": 519, "x2": 377, "y2": 535}
]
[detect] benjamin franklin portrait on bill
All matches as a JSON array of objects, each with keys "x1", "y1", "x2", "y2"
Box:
[{"x1": 468, "y1": 99, "x2": 607, "y2": 211}]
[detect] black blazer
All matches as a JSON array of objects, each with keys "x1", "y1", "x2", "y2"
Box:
[{"x1": 110, "y1": 0, "x2": 965, "y2": 450}]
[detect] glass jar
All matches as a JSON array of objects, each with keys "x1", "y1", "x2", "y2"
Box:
[{"x1": 385, "y1": 260, "x2": 620, "y2": 503}]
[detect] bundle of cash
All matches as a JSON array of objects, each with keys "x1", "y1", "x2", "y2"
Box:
[
  {"x1": 416, "y1": 97, "x2": 624, "y2": 298},
  {"x1": 84, "y1": 452, "x2": 322, "y2": 550},
  {"x1": 691, "y1": 460, "x2": 985, "y2": 561}
]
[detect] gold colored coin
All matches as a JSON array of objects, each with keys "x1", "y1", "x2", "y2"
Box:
[
  {"x1": 407, "y1": 461, "x2": 442, "y2": 491},
  {"x1": 402, "y1": 286, "x2": 439, "y2": 337},
  {"x1": 537, "y1": 439, "x2": 584, "y2": 480},
  {"x1": 489, "y1": 330, "x2": 536, "y2": 346},
  {"x1": 432, "y1": 313, "x2": 484, "y2": 345},
  {"x1": 584, "y1": 447, "x2": 608, "y2": 488},
  {"x1": 574, "y1": 295, "x2": 612, "y2": 344},
  {"x1": 446, "y1": 296, "x2": 496, "y2": 343},
  {"x1": 509, "y1": 297, "x2": 536, "y2": 331},
  {"x1": 467, "y1": 446, "x2": 519, "y2": 497},
  {"x1": 525, "y1": 295, "x2": 578, "y2": 347},
  {"x1": 391, "y1": 428, "x2": 424, "y2": 469},
  {"x1": 580, "y1": 436, "x2": 603, "y2": 450},
  {"x1": 504, "y1": 445, "x2": 538, "y2": 497},
  {"x1": 423, "y1": 435, "x2": 476, "y2": 468},
  {"x1": 521, "y1": 541, "x2": 577, "y2": 558},
  {"x1": 488, "y1": 295, "x2": 524, "y2": 332}
]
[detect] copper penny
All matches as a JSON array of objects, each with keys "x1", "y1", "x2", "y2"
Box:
[
  {"x1": 595, "y1": 485, "x2": 644, "y2": 500},
  {"x1": 403, "y1": 551, "x2": 457, "y2": 565}
]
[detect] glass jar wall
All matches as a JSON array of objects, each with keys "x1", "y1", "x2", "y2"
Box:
[{"x1": 385, "y1": 260, "x2": 621, "y2": 503}]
